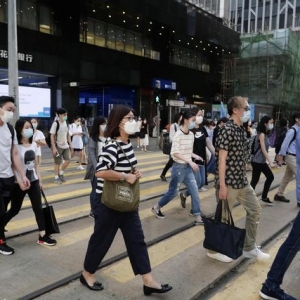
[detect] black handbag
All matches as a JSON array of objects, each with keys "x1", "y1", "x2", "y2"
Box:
[
  {"x1": 102, "y1": 141, "x2": 140, "y2": 212},
  {"x1": 41, "y1": 189, "x2": 60, "y2": 235},
  {"x1": 162, "y1": 141, "x2": 172, "y2": 155},
  {"x1": 202, "y1": 200, "x2": 246, "y2": 259}
]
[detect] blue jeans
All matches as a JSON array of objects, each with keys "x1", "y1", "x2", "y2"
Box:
[
  {"x1": 158, "y1": 163, "x2": 202, "y2": 215},
  {"x1": 184, "y1": 164, "x2": 205, "y2": 198},
  {"x1": 265, "y1": 210, "x2": 300, "y2": 291}
]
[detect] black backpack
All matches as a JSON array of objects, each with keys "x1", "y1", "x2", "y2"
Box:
[
  {"x1": 7, "y1": 123, "x2": 15, "y2": 143},
  {"x1": 45, "y1": 120, "x2": 60, "y2": 148}
]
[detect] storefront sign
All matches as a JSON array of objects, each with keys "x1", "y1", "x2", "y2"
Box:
[
  {"x1": 153, "y1": 78, "x2": 176, "y2": 90},
  {"x1": 0, "y1": 49, "x2": 33, "y2": 63}
]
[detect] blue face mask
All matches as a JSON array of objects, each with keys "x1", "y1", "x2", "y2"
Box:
[
  {"x1": 189, "y1": 121, "x2": 195, "y2": 130},
  {"x1": 22, "y1": 128, "x2": 34, "y2": 139}
]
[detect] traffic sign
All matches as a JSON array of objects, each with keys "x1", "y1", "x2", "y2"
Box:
[{"x1": 168, "y1": 100, "x2": 185, "y2": 107}]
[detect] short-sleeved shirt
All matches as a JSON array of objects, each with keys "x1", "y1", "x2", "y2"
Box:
[
  {"x1": 215, "y1": 120, "x2": 248, "y2": 189},
  {"x1": 69, "y1": 123, "x2": 83, "y2": 149},
  {"x1": 0, "y1": 123, "x2": 17, "y2": 178},
  {"x1": 171, "y1": 129, "x2": 194, "y2": 164},
  {"x1": 50, "y1": 121, "x2": 69, "y2": 149},
  {"x1": 96, "y1": 140, "x2": 137, "y2": 194},
  {"x1": 16, "y1": 143, "x2": 38, "y2": 182},
  {"x1": 193, "y1": 126, "x2": 208, "y2": 163},
  {"x1": 33, "y1": 130, "x2": 45, "y2": 156}
]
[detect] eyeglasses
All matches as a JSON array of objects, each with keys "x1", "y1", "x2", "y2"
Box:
[
  {"x1": 123, "y1": 116, "x2": 135, "y2": 122},
  {"x1": 240, "y1": 106, "x2": 250, "y2": 111}
]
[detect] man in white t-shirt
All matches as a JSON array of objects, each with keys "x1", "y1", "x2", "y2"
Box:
[
  {"x1": 0, "y1": 96, "x2": 31, "y2": 255},
  {"x1": 50, "y1": 108, "x2": 73, "y2": 184}
]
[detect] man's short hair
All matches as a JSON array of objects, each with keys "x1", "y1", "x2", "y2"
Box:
[
  {"x1": 227, "y1": 96, "x2": 247, "y2": 116},
  {"x1": 292, "y1": 112, "x2": 300, "y2": 121},
  {"x1": 0, "y1": 96, "x2": 15, "y2": 107},
  {"x1": 56, "y1": 108, "x2": 67, "y2": 115}
]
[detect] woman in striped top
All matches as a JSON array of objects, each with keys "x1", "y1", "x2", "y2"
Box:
[
  {"x1": 81, "y1": 105, "x2": 172, "y2": 296},
  {"x1": 152, "y1": 110, "x2": 204, "y2": 225}
]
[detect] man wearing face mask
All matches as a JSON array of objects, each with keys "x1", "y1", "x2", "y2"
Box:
[
  {"x1": 274, "y1": 112, "x2": 300, "y2": 205},
  {"x1": 50, "y1": 108, "x2": 73, "y2": 184},
  {"x1": 0, "y1": 96, "x2": 31, "y2": 255},
  {"x1": 212, "y1": 96, "x2": 270, "y2": 263}
]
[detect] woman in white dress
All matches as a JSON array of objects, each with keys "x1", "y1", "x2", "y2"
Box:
[
  {"x1": 31, "y1": 118, "x2": 46, "y2": 166},
  {"x1": 69, "y1": 116, "x2": 84, "y2": 170}
]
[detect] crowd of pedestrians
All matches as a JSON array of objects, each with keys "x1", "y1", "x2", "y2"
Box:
[{"x1": 1, "y1": 94, "x2": 300, "y2": 299}]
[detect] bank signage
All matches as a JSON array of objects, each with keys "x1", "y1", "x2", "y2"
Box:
[
  {"x1": 153, "y1": 78, "x2": 176, "y2": 90},
  {"x1": 0, "y1": 49, "x2": 33, "y2": 63}
]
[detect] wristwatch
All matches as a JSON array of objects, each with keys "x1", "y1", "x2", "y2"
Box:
[{"x1": 120, "y1": 172, "x2": 126, "y2": 182}]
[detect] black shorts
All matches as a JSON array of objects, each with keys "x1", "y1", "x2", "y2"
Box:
[{"x1": 73, "y1": 148, "x2": 83, "y2": 152}]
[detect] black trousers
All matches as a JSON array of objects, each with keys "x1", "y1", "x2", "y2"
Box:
[
  {"x1": 4, "y1": 180, "x2": 45, "y2": 231},
  {"x1": 0, "y1": 176, "x2": 15, "y2": 240},
  {"x1": 84, "y1": 195, "x2": 151, "y2": 275},
  {"x1": 250, "y1": 162, "x2": 274, "y2": 199},
  {"x1": 161, "y1": 156, "x2": 173, "y2": 176}
]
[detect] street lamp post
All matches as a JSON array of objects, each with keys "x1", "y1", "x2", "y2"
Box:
[{"x1": 8, "y1": 0, "x2": 19, "y2": 123}]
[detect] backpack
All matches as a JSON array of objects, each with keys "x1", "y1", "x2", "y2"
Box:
[
  {"x1": 251, "y1": 136, "x2": 260, "y2": 156},
  {"x1": 268, "y1": 131, "x2": 276, "y2": 148},
  {"x1": 45, "y1": 120, "x2": 60, "y2": 148}
]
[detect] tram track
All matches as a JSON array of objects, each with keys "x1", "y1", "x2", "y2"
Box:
[{"x1": 16, "y1": 181, "x2": 287, "y2": 300}]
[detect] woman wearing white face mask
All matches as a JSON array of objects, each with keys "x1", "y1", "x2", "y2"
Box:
[
  {"x1": 139, "y1": 118, "x2": 149, "y2": 151},
  {"x1": 179, "y1": 108, "x2": 215, "y2": 212},
  {"x1": 250, "y1": 115, "x2": 276, "y2": 205},
  {"x1": 152, "y1": 110, "x2": 204, "y2": 225},
  {"x1": 69, "y1": 116, "x2": 84, "y2": 170},
  {"x1": 31, "y1": 118, "x2": 46, "y2": 166},
  {"x1": 4, "y1": 119, "x2": 56, "y2": 247},
  {"x1": 84, "y1": 116, "x2": 108, "y2": 218},
  {"x1": 81, "y1": 105, "x2": 172, "y2": 296}
]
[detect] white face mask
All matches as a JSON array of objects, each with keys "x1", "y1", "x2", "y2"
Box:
[
  {"x1": 124, "y1": 120, "x2": 138, "y2": 135},
  {"x1": 31, "y1": 122, "x2": 38, "y2": 129},
  {"x1": 100, "y1": 124, "x2": 107, "y2": 132},
  {"x1": 268, "y1": 124, "x2": 274, "y2": 131},
  {"x1": 0, "y1": 108, "x2": 14, "y2": 123},
  {"x1": 241, "y1": 110, "x2": 251, "y2": 123},
  {"x1": 195, "y1": 116, "x2": 203, "y2": 124}
]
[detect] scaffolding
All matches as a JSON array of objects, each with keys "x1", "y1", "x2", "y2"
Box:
[{"x1": 221, "y1": 28, "x2": 300, "y2": 119}]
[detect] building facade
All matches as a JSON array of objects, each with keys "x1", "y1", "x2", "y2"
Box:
[{"x1": 0, "y1": 0, "x2": 239, "y2": 126}]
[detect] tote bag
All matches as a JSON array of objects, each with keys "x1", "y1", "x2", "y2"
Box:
[
  {"x1": 102, "y1": 141, "x2": 140, "y2": 212},
  {"x1": 202, "y1": 200, "x2": 246, "y2": 259},
  {"x1": 41, "y1": 189, "x2": 60, "y2": 235}
]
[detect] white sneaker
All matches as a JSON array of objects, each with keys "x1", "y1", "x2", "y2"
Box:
[
  {"x1": 199, "y1": 187, "x2": 208, "y2": 192},
  {"x1": 77, "y1": 165, "x2": 85, "y2": 170},
  {"x1": 243, "y1": 247, "x2": 270, "y2": 261},
  {"x1": 207, "y1": 252, "x2": 233, "y2": 263}
]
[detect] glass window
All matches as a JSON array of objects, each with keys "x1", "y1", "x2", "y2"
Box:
[
  {"x1": 107, "y1": 26, "x2": 115, "y2": 50},
  {"x1": 39, "y1": 5, "x2": 52, "y2": 34},
  {"x1": 134, "y1": 35, "x2": 142, "y2": 56},
  {"x1": 0, "y1": 0, "x2": 8, "y2": 23},
  {"x1": 115, "y1": 28, "x2": 124, "y2": 51},
  {"x1": 125, "y1": 31, "x2": 134, "y2": 54},
  {"x1": 95, "y1": 22, "x2": 105, "y2": 47},
  {"x1": 17, "y1": 0, "x2": 37, "y2": 30},
  {"x1": 87, "y1": 20, "x2": 95, "y2": 45}
]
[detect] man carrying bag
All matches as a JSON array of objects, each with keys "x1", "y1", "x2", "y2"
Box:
[{"x1": 208, "y1": 96, "x2": 270, "y2": 263}]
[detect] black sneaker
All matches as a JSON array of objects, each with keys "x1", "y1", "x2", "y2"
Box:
[
  {"x1": 59, "y1": 174, "x2": 66, "y2": 182},
  {"x1": 0, "y1": 242, "x2": 14, "y2": 255},
  {"x1": 151, "y1": 207, "x2": 165, "y2": 219},
  {"x1": 274, "y1": 194, "x2": 290, "y2": 203},
  {"x1": 160, "y1": 175, "x2": 167, "y2": 182},
  {"x1": 89, "y1": 212, "x2": 95, "y2": 219},
  {"x1": 179, "y1": 193, "x2": 186, "y2": 208},
  {"x1": 259, "y1": 284, "x2": 296, "y2": 300},
  {"x1": 189, "y1": 209, "x2": 194, "y2": 216},
  {"x1": 261, "y1": 197, "x2": 273, "y2": 205},
  {"x1": 37, "y1": 235, "x2": 57, "y2": 246}
]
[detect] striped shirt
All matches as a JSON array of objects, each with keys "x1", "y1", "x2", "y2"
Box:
[
  {"x1": 171, "y1": 129, "x2": 194, "y2": 164},
  {"x1": 96, "y1": 139, "x2": 137, "y2": 194}
]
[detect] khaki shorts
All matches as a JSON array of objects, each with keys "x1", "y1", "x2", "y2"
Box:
[{"x1": 54, "y1": 146, "x2": 70, "y2": 165}]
